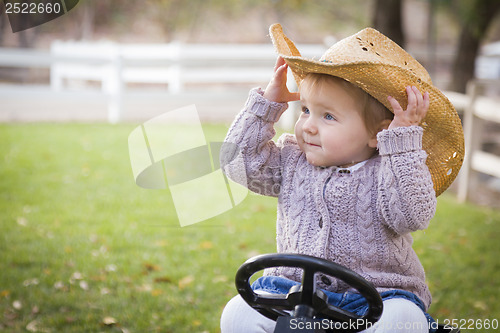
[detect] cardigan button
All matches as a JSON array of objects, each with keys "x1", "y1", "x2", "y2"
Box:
[
  {"x1": 321, "y1": 275, "x2": 332, "y2": 286},
  {"x1": 318, "y1": 217, "x2": 323, "y2": 228}
]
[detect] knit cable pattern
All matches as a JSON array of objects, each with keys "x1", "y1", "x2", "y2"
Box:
[{"x1": 222, "y1": 89, "x2": 437, "y2": 310}]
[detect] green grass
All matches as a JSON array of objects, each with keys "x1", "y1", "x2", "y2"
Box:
[{"x1": 1, "y1": 123, "x2": 499, "y2": 332}]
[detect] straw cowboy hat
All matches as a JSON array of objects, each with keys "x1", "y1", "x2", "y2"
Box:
[{"x1": 269, "y1": 23, "x2": 464, "y2": 196}]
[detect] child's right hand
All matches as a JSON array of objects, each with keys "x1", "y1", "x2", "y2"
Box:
[{"x1": 263, "y1": 57, "x2": 301, "y2": 103}]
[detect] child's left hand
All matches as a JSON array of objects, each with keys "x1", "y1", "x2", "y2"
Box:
[{"x1": 387, "y1": 86, "x2": 429, "y2": 129}]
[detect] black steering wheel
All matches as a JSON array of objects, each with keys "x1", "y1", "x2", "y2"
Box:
[{"x1": 235, "y1": 253, "x2": 383, "y2": 332}]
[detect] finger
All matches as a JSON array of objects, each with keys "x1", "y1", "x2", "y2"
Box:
[
  {"x1": 412, "y1": 86, "x2": 424, "y2": 112},
  {"x1": 274, "y1": 63, "x2": 289, "y2": 82},
  {"x1": 421, "y1": 91, "x2": 430, "y2": 118},
  {"x1": 388, "y1": 96, "x2": 403, "y2": 115},
  {"x1": 274, "y1": 56, "x2": 286, "y2": 72},
  {"x1": 406, "y1": 86, "x2": 417, "y2": 113}
]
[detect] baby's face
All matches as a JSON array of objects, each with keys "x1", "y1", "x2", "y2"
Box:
[{"x1": 295, "y1": 78, "x2": 377, "y2": 168}]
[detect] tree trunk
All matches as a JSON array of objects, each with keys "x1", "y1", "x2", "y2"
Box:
[
  {"x1": 449, "y1": 0, "x2": 500, "y2": 93},
  {"x1": 0, "y1": 12, "x2": 6, "y2": 46},
  {"x1": 372, "y1": 0, "x2": 405, "y2": 48},
  {"x1": 80, "y1": 1, "x2": 95, "y2": 40}
]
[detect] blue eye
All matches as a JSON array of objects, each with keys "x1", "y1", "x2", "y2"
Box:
[
  {"x1": 325, "y1": 113, "x2": 335, "y2": 121},
  {"x1": 302, "y1": 107, "x2": 310, "y2": 114}
]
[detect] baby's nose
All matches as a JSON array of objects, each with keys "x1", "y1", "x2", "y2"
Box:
[{"x1": 303, "y1": 118, "x2": 318, "y2": 134}]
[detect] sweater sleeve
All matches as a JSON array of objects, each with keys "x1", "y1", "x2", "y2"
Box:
[
  {"x1": 376, "y1": 126, "x2": 437, "y2": 234},
  {"x1": 221, "y1": 88, "x2": 288, "y2": 197}
]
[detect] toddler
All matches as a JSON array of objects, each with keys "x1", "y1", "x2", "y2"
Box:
[{"x1": 220, "y1": 24, "x2": 464, "y2": 333}]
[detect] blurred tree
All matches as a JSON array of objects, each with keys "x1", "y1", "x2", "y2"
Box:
[
  {"x1": 448, "y1": 0, "x2": 500, "y2": 93},
  {"x1": 372, "y1": 0, "x2": 405, "y2": 47},
  {"x1": 0, "y1": 2, "x2": 6, "y2": 45},
  {"x1": 155, "y1": 0, "x2": 210, "y2": 40}
]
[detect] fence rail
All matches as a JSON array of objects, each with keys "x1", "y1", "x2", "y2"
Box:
[{"x1": 0, "y1": 41, "x2": 327, "y2": 123}]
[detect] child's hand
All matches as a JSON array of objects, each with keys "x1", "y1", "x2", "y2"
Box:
[
  {"x1": 387, "y1": 86, "x2": 429, "y2": 129},
  {"x1": 263, "y1": 57, "x2": 300, "y2": 103}
]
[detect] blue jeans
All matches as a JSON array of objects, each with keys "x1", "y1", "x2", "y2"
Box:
[{"x1": 252, "y1": 276, "x2": 437, "y2": 333}]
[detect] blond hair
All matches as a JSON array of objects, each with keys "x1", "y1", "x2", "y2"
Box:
[{"x1": 300, "y1": 73, "x2": 393, "y2": 135}]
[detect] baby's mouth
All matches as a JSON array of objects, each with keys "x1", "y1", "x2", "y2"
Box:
[{"x1": 305, "y1": 141, "x2": 321, "y2": 148}]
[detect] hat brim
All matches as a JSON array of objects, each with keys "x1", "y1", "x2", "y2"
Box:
[{"x1": 271, "y1": 25, "x2": 464, "y2": 196}]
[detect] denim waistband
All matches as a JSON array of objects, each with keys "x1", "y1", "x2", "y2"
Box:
[{"x1": 251, "y1": 275, "x2": 437, "y2": 333}]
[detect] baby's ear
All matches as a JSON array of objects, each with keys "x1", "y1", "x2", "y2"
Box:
[
  {"x1": 368, "y1": 119, "x2": 392, "y2": 148},
  {"x1": 379, "y1": 119, "x2": 392, "y2": 131}
]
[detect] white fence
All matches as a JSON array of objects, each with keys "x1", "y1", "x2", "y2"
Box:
[
  {"x1": 0, "y1": 41, "x2": 327, "y2": 123},
  {"x1": 456, "y1": 79, "x2": 500, "y2": 202}
]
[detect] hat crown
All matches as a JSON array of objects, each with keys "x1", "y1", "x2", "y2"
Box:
[{"x1": 321, "y1": 28, "x2": 432, "y2": 85}]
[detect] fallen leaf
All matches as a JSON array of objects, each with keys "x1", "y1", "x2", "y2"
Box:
[
  {"x1": 154, "y1": 240, "x2": 168, "y2": 247},
  {"x1": 23, "y1": 278, "x2": 40, "y2": 287},
  {"x1": 99, "y1": 245, "x2": 108, "y2": 254},
  {"x1": 178, "y1": 275, "x2": 195, "y2": 290},
  {"x1": 137, "y1": 283, "x2": 152, "y2": 292},
  {"x1": 473, "y1": 300, "x2": 488, "y2": 311},
  {"x1": 79, "y1": 281, "x2": 89, "y2": 291},
  {"x1": 69, "y1": 272, "x2": 83, "y2": 285},
  {"x1": 102, "y1": 316, "x2": 117, "y2": 326},
  {"x1": 199, "y1": 241, "x2": 213, "y2": 249},
  {"x1": 212, "y1": 275, "x2": 228, "y2": 283},
  {"x1": 246, "y1": 250, "x2": 260, "y2": 258},
  {"x1": 143, "y1": 263, "x2": 160, "y2": 274},
  {"x1": 26, "y1": 320, "x2": 39, "y2": 332},
  {"x1": 90, "y1": 275, "x2": 106, "y2": 282},
  {"x1": 89, "y1": 234, "x2": 99, "y2": 243},
  {"x1": 105, "y1": 264, "x2": 117, "y2": 272},
  {"x1": 154, "y1": 276, "x2": 172, "y2": 284},
  {"x1": 26, "y1": 320, "x2": 51, "y2": 332},
  {"x1": 53, "y1": 281, "x2": 65, "y2": 290},
  {"x1": 16, "y1": 217, "x2": 28, "y2": 226},
  {"x1": 4, "y1": 309, "x2": 17, "y2": 320},
  {"x1": 151, "y1": 289, "x2": 163, "y2": 297},
  {"x1": 13, "y1": 300, "x2": 22, "y2": 310},
  {"x1": 100, "y1": 287, "x2": 111, "y2": 295}
]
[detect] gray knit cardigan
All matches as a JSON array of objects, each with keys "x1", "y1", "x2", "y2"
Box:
[{"x1": 222, "y1": 88, "x2": 437, "y2": 309}]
